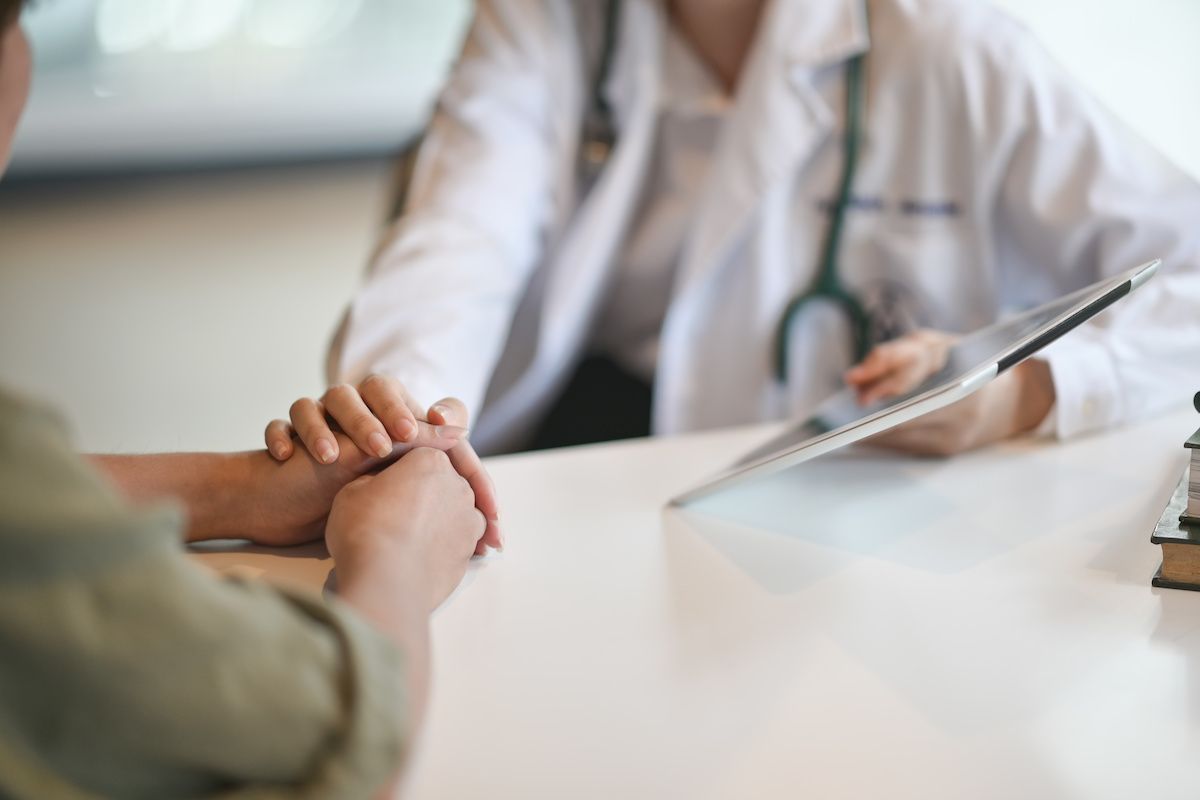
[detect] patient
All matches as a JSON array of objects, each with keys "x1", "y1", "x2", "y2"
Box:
[{"x1": 0, "y1": 3, "x2": 498, "y2": 796}]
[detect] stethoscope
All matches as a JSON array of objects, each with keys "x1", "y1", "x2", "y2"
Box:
[
  {"x1": 772, "y1": 52, "x2": 871, "y2": 380},
  {"x1": 580, "y1": 0, "x2": 871, "y2": 384}
]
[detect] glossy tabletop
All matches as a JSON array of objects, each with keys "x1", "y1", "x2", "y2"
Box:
[{"x1": 193, "y1": 409, "x2": 1200, "y2": 799}]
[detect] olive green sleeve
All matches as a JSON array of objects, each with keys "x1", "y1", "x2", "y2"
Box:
[{"x1": 0, "y1": 389, "x2": 407, "y2": 800}]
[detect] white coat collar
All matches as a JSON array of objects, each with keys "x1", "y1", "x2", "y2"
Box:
[
  {"x1": 660, "y1": 21, "x2": 730, "y2": 117},
  {"x1": 775, "y1": 0, "x2": 871, "y2": 68},
  {"x1": 654, "y1": 0, "x2": 872, "y2": 433},
  {"x1": 605, "y1": 0, "x2": 871, "y2": 125},
  {"x1": 668, "y1": 0, "x2": 871, "y2": 295}
]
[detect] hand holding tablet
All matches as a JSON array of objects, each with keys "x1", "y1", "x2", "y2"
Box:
[{"x1": 672, "y1": 259, "x2": 1161, "y2": 506}]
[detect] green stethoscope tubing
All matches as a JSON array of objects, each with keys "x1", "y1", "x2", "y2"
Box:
[
  {"x1": 581, "y1": 0, "x2": 871, "y2": 383},
  {"x1": 772, "y1": 52, "x2": 871, "y2": 382}
]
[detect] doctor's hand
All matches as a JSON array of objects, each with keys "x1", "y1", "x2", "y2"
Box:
[
  {"x1": 844, "y1": 330, "x2": 1055, "y2": 456},
  {"x1": 843, "y1": 329, "x2": 956, "y2": 405},
  {"x1": 266, "y1": 374, "x2": 432, "y2": 464},
  {"x1": 265, "y1": 375, "x2": 503, "y2": 552}
]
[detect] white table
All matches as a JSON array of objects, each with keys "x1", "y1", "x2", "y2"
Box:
[{"x1": 193, "y1": 410, "x2": 1200, "y2": 799}]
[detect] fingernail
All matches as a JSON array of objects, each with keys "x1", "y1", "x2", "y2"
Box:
[
  {"x1": 369, "y1": 432, "x2": 392, "y2": 458},
  {"x1": 396, "y1": 419, "x2": 416, "y2": 441},
  {"x1": 269, "y1": 442, "x2": 288, "y2": 460},
  {"x1": 431, "y1": 404, "x2": 450, "y2": 420},
  {"x1": 316, "y1": 439, "x2": 337, "y2": 464}
]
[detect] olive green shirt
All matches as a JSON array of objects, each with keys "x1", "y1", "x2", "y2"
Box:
[{"x1": 0, "y1": 388, "x2": 406, "y2": 799}]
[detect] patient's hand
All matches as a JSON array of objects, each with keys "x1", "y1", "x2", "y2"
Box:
[
  {"x1": 844, "y1": 330, "x2": 1055, "y2": 456},
  {"x1": 263, "y1": 374, "x2": 502, "y2": 552}
]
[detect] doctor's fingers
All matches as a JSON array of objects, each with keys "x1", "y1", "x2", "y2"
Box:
[
  {"x1": 426, "y1": 396, "x2": 470, "y2": 429},
  {"x1": 848, "y1": 337, "x2": 951, "y2": 404},
  {"x1": 289, "y1": 397, "x2": 343, "y2": 464},
  {"x1": 855, "y1": 363, "x2": 929, "y2": 406},
  {"x1": 847, "y1": 346, "x2": 927, "y2": 404},
  {"x1": 844, "y1": 347, "x2": 914, "y2": 403},
  {"x1": 847, "y1": 330, "x2": 954, "y2": 383},
  {"x1": 319, "y1": 384, "x2": 401, "y2": 460},
  {"x1": 357, "y1": 373, "x2": 424, "y2": 443},
  {"x1": 265, "y1": 419, "x2": 295, "y2": 461},
  {"x1": 445, "y1": 440, "x2": 503, "y2": 552}
]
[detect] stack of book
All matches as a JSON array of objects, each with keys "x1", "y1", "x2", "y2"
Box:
[
  {"x1": 1151, "y1": 393, "x2": 1200, "y2": 591},
  {"x1": 1190, "y1": 427, "x2": 1200, "y2": 520}
]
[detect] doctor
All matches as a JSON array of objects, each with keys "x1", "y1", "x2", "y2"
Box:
[{"x1": 267, "y1": 0, "x2": 1200, "y2": 463}]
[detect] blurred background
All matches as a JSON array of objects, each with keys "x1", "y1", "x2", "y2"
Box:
[{"x1": 1, "y1": 0, "x2": 1198, "y2": 453}]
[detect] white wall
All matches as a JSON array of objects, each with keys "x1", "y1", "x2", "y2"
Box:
[
  {"x1": 0, "y1": 163, "x2": 391, "y2": 453},
  {"x1": 992, "y1": 0, "x2": 1200, "y2": 180}
]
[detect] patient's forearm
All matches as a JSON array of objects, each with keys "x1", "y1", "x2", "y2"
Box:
[
  {"x1": 89, "y1": 452, "x2": 256, "y2": 542},
  {"x1": 336, "y1": 546, "x2": 433, "y2": 800}
]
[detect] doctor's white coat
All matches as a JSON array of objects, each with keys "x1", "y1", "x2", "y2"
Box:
[{"x1": 331, "y1": 0, "x2": 1200, "y2": 454}]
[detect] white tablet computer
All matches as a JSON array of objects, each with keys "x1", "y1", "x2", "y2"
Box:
[{"x1": 670, "y1": 259, "x2": 1160, "y2": 506}]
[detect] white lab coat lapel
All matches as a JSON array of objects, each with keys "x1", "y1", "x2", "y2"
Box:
[
  {"x1": 476, "y1": 0, "x2": 665, "y2": 447},
  {"x1": 656, "y1": 0, "x2": 870, "y2": 434},
  {"x1": 670, "y1": 0, "x2": 869, "y2": 298},
  {"x1": 539, "y1": 0, "x2": 663, "y2": 360}
]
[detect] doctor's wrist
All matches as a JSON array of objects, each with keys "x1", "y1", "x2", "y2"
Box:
[{"x1": 1013, "y1": 359, "x2": 1055, "y2": 435}]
